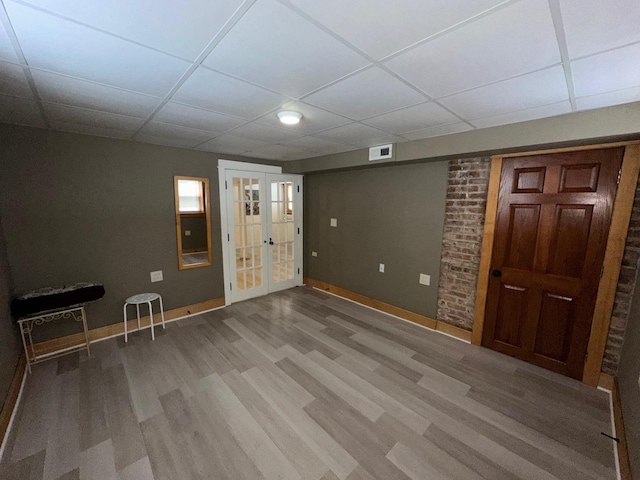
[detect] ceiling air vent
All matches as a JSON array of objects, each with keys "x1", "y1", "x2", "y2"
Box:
[{"x1": 369, "y1": 143, "x2": 393, "y2": 161}]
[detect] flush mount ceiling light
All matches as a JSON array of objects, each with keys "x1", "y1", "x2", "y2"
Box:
[{"x1": 277, "y1": 110, "x2": 302, "y2": 125}]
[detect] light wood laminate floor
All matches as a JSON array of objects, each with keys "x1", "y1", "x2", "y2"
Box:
[{"x1": 0, "y1": 286, "x2": 617, "y2": 480}]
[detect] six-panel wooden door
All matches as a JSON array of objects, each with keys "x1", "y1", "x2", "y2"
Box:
[{"x1": 482, "y1": 148, "x2": 624, "y2": 379}]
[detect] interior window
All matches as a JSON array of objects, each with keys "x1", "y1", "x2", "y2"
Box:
[{"x1": 174, "y1": 176, "x2": 212, "y2": 270}]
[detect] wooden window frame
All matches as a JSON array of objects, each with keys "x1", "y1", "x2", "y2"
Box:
[
  {"x1": 174, "y1": 176, "x2": 213, "y2": 270},
  {"x1": 472, "y1": 141, "x2": 640, "y2": 387}
]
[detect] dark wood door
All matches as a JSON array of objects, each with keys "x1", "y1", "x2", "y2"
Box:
[{"x1": 482, "y1": 148, "x2": 624, "y2": 379}]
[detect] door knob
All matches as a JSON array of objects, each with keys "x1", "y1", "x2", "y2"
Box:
[
  {"x1": 492, "y1": 269, "x2": 502, "y2": 277},
  {"x1": 269, "y1": 238, "x2": 274, "y2": 245}
]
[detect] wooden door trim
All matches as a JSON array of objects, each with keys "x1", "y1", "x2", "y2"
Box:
[
  {"x1": 471, "y1": 142, "x2": 640, "y2": 386},
  {"x1": 471, "y1": 156, "x2": 502, "y2": 345},
  {"x1": 584, "y1": 144, "x2": 640, "y2": 384}
]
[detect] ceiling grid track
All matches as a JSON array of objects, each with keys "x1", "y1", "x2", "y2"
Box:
[
  {"x1": 548, "y1": 0, "x2": 577, "y2": 112},
  {"x1": 277, "y1": 0, "x2": 473, "y2": 128},
  {"x1": 9, "y1": 0, "x2": 192, "y2": 63},
  {"x1": 277, "y1": 0, "x2": 527, "y2": 130},
  {"x1": 130, "y1": 0, "x2": 258, "y2": 140}
]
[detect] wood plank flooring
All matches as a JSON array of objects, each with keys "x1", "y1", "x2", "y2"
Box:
[{"x1": 0, "y1": 286, "x2": 617, "y2": 479}]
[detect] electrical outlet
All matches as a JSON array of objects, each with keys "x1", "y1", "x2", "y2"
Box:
[
  {"x1": 379, "y1": 263, "x2": 385, "y2": 273},
  {"x1": 185, "y1": 230, "x2": 191, "y2": 236},
  {"x1": 419, "y1": 273, "x2": 430, "y2": 286},
  {"x1": 150, "y1": 270, "x2": 163, "y2": 282},
  {"x1": 330, "y1": 218, "x2": 337, "y2": 227},
  {"x1": 312, "y1": 251, "x2": 318, "y2": 257}
]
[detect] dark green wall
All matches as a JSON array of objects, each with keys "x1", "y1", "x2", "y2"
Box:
[
  {"x1": 304, "y1": 161, "x2": 448, "y2": 318},
  {"x1": 0, "y1": 214, "x2": 20, "y2": 412},
  {"x1": 181, "y1": 215, "x2": 208, "y2": 251},
  {"x1": 618, "y1": 271, "x2": 640, "y2": 479},
  {"x1": 0, "y1": 124, "x2": 273, "y2": 339}
]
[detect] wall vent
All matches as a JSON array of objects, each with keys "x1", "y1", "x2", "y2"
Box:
[{"x1": 369, "y1": 143, "x2": 393, "y2": 161}]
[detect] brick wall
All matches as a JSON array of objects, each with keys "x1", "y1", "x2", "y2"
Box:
[
  {"x1": 436, "y1": 158, "x2": 491, "y2": 330},
  {"x1": 436, "y1": 156, "x2": 639, "y2": 375},
  {"x1": 602, "y1": 176, "x2": 640, "y2": 375}
]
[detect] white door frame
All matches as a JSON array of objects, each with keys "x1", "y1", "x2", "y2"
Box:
[{"x1": 218, "y1": 160, "x2": 303, "y2": 306}]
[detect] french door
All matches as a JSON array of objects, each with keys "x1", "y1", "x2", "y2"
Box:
[{"x1": 225, "y1": 170, "x2": 302, "y2": 303}]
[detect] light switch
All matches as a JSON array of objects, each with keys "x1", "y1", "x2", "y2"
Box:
[
  {"x1": 185, "y1": 230, "x2": 191, "y2": 236},
  {"x1": 379, "y1": 263, "x2": 385, "y2": 273},
  {"x1": 312, "y1": 251, "x2": 318, "y2": 257},
  {"x1": 330, "y1": 218, "x2": 337, "y2": 227},
  {"x1": 419, "y1": 274, "x2": 430, "y2": 286}
]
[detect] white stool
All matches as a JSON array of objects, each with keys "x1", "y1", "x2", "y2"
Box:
[{"x1": 123, "y1": 293, "x2": 165, "y2": 342}]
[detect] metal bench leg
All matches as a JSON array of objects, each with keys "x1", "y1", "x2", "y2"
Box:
[
  {"x1": 159, "y1": 295, "x2": 166, "y2": 330},
  {"x1": 123, "y1": 303, "x2": 129, "y2": 343},
  {"x1": 148, "y1": 301, "x2": 155, "y2": 341},
  {"x1": 136, "y1": 304, "x2": 141, "y2": 331}
]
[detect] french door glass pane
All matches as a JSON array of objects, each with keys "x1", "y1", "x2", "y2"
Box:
[
  {"x1": 232, "y1": 176, "x2": 263, "y2": 292},
  {"x1": 270, "y1": 180, "x2": 295, "y2": 284}
]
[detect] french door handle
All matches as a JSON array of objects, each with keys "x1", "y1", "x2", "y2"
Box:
[{"x1": 268, "y1": 238, "x2": 274, "y2": 245}]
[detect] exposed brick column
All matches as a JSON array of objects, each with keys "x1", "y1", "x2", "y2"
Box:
[
  {"x1": 602, "y1": 175, "x2": 640, "y2": 375},
  {"x1": 436, "y1": 157, "x2": 491, "y2": 330}
]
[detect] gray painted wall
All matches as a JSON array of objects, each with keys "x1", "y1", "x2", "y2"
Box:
[
  {"x1": 618, "y1": 272, "x2": 640, "y2": 479},
  {"x1": 0, "y1": 124, "x2": 274, "y2": 339},
  {"x1": 0, "y1": 214, "x2": 21, "y2": 411},
  {"x1": 304, "y1": 161, "x2": 448, "y2": 318}
]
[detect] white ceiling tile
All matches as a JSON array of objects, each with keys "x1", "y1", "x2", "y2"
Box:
[
  {"x1": 155, "y1": 102, "x2": 245, "y2": 133},
  {"x1": 196, "y1": 135, "x2": 269, "y2": 155},
  {"x1": 17, "y1": 0, "x2": 244, "y2": 60},
  {"x1": 280, "y1": 135, "x2": 355, "y2": 159},
  {"x1": 304, "y1": 67, "x2": 426, "y2": 120},
  {"x1": 5, "y1": 2, "x2": 190, "y2": 97},
  {"x1": 0, "y1": 23, "x2": 18, "y2": 62},
  {"x1": 53, "y1": 123, "x2": 132, "y2": 140},
  {"x1": 203, "y1": 0, "x2": 368, "y2": 97},
  {"x1": 362, "y1": 102, "x2": 460, "y2": 134},
  {"x1": 310, "y1": 145, "x2": 355, "y2": 158},
  {"x1": 0, "y1": 93, "x2": 45, "y2": 127},
  {"x1": 135, "y1": 133, "x2": 204, "y2": 149},
  {"x1": 572, "y1": 43, "x2": 640, "y2": 98},
  {"x1": 402, "y1": 122, "x2": 474, "y2": 141},
  {"x1": 32, "y1": 69, "x2": 161, "y2": 118},
  {"x1": 227, "y1": 122, "x2": 303, "y2": 143},
  {"x1": 44, "y1": 103, "x2": 143, "y2": 133},
  {"x1": 138, "y1": 121, "x2": 215, "y2": 146},
  {"x1": 385, "y1": 0, "x2": 560, "y2": 98},
  {"x1": 470, "y1": 101, "x2": 572, "y2": 129},
  {"x1": 560, "y1": 0, "x2": 640, "y2": 59},
  {"x1": 315, "y1": 122, "x2": 389, "y2": 145},
  {"x1": 255, "y1": 101, "x2": 351, "y2": 134},
  {"x1": 576, "y1": 87, "x2": 640, "y2": 112},
  {"x1": 245, "y1": 144, "x2": 306, "y2": 161},
  {"x1": 440, "y1": 66, "x2": 569, "y2": 119},
  {"x1": 283, "y1": 135, "x2": 349, "y2": 151},
  {"x1": 349, "y1": 134, "x2": 408, "y2": 149},
  {"x1": 287, "y1": 0, "x2": 505, "y2": 60},
  {"x1": 0, "y1": 62, "x2": 32, "y2": 97},
  {"x1": 173, "y1": 67, "x2": 287, "y2": 119}
]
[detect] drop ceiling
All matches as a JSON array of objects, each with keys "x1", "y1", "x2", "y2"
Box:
[{"x1": 0, "y1": 0, "x2": 638, "y2": 161}]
